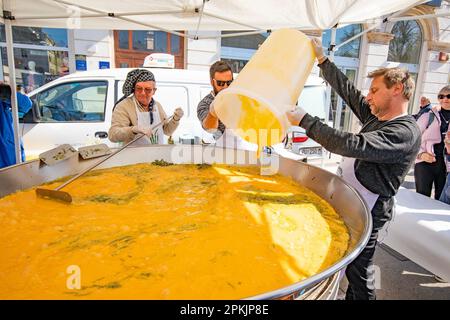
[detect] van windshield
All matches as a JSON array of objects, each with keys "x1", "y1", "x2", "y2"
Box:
[{"x1": 298, "y1": 85, "x2": 327, "y2": 121}]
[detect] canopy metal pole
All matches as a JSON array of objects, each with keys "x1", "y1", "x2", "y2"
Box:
[
  {"x1": 325, "y1": 27, "x2": 336, "y2": 126},
  {"x1": 193, "y1": 0, "x2": 207, "y2": 40},
  {"x1": 4, "y1": 15, "x2": 21, "y2": 164},
  {"x1": 321, "y1": 27, "x2": 337, "y2": 168},
  {"x1": 17, "y1": 10, "x2": 186, "y2": 21}
]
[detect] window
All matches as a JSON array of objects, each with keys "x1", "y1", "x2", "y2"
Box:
[
  {"x1": 170, "y1": 34, "x2": 180, "y2": 55},
  {"x1": 1, "y1": 47, "x2": 69, "y2": 92},
  {"x1": 221, "y1": 31, "x2": 269, "y2": 49},
  {"x1": 35, "y1": 81, "x2": 107, "y2": 122},
  {"x1": 0, "y1": 25, "x2": 69, "y2": 93},
  {"x1": 118, "y1": 30, "x2": 129, "y2": 49},
  {"x1": 114, "y1": 30, "x2": 184, "y2": 69},
  {"x1": 222, "y1": 58, "x2": 247, "y2": 73},
  {"x1": 388, "y1": 21, "x2": 422, "y2": 64},
  {"x1": 299, "y1": 85, "x2": 327, "y2": 121},
  {"x1": 0, "y1": 25, "x2": 68, "y2": 47},
  {"x1": 322, "y1": 24, "x2": 362, "y2": 58},
  {"x1": 132, "y1": 31, "x2": 168, "y2": 52},
  {"x1": 388, "y1": 20, "x2": 422, "y2": 113},
  {"x1": 221, "y1": 31, "x2": 269, "y2": 72}
]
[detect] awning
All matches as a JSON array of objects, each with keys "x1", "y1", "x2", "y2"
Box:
[{"x1": 0, "y1": 0, "x2": 439, "y2": 164}]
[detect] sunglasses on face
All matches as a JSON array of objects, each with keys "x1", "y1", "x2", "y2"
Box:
[
  {"x1": 438, "y1": 94, "x2": 450, "y2": 99},
  {"x1": 214, "y1": 79, "x2": 233, "y2": 87}
]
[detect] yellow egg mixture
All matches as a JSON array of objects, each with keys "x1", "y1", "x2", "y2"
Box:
[
  {"x1": 236, "y1": 95, "x2": 283, "y2": 157},
  {"x1": 0, "y1": 163, "x2": 349, "y2": 299}
]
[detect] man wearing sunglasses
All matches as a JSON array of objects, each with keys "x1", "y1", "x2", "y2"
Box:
[
  {"x1": 287, "y1": 38, "x2": 421, "y2": 300},
  {"x1": 109, "y1": 69, "x2": 184, "y2": 145},
  {"x1": 197, "y1": 61, "x2": 232, "y2": 142},
  {"x1": 197, "y1": 61, "x2": 256, "y2": 150}
]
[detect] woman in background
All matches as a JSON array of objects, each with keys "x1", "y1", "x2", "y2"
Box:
[{"x1": 414, "y1": 85, "x2": 450, "y2": 200}]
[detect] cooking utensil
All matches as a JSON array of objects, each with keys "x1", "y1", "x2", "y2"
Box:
[{"x1": 36, "y1": 117, "x2": 172, "y2": 203}]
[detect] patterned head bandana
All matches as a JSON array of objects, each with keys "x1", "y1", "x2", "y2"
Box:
[{"x1": 122, "y1": 69, "x2": 156, "y2": 97}]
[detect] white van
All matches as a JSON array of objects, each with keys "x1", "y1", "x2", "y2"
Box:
[
  {"x1": 19, "y1": 68, "x2": 326, "y2": 159},
  {"x1": 20, "y1": 68, "x2": 215, "y2": 159},
  {"x1": 287, "y1": 75, "x2": 328, "y2": 159}
]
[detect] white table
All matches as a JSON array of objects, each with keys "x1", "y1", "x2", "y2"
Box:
[{"x1": 381, "y1": 187, "x2": 450, "y2": 282}]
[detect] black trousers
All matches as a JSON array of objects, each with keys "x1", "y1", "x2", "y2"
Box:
[
  {"x1": 345, "y1": 214, "x2": 388, "y2": 300},
  {"x1": 414, "y1": 157, "x2": 446, "y2": 200}
]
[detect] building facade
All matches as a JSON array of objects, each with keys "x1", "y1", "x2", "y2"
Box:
[{"x1": 0, "y1": 1, "x2": 448, "y2": 133}]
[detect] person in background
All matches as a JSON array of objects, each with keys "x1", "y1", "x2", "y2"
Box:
[
  {"x1": 108, "y1": 69, "x2": 184, "y2": 145},
  {"x1": 197, "y1": 61, "x2": 231, "y2": 142},
  {"x1": 287, "y1": 38, "x2": 421, "y2": 300},
  {"x1": 438, "y1": 89, "x2": 450, "y2": 205},
  {"x1": 413, "y1": 96, "x2": 431, "y2": 120},
  {"x1": 0, "y1": 83, "x2": 32, "y2": 168},
  {"x1": 197, "y1": 61, "x2": 256, "y2": 150},
  {"x1": 414, "y1": 85, "x2": 450, "y2": 200},
  {"x1": 439, "y1": 130, "x2": 450, "y2": 204}
]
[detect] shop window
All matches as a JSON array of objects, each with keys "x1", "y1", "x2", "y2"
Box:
[
  {"x1": 0, "y1": 25, "x2": 68, "y2": 47},
  {"x1": 0, "y1": 25, "x2": 69, "y2": 93},
  {"x1": 1, "y1": 47, "x2": 69, "y2": 93}
]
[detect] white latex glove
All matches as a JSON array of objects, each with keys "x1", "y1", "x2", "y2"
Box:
[
  {"x1": 173, "y1": 107, "x2": 184, "y2": 121},
  {"x1": 311, "y1": 38, "x2": 327, "y2": 64},
  {"x1": 209, "y1": 101, "x2": 218, "y2": 118},
  {"x1": 286, "y1": 106, "x2": 307, "y2": 126},
  {"x1": 132, "y1": 126, "x2": 153, "y2": 137}
]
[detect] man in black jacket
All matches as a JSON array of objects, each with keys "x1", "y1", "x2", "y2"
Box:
[{"x1": 287, "y1": 38, "x2": 421, "y2": 300}]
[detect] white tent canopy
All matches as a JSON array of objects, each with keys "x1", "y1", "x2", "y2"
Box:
[
  {"x1": 0, "y1": 0, "x2": 435, "y2": 163},
  {"x1": 1, "y1": 0, "x2": 428, "y2": 35}
]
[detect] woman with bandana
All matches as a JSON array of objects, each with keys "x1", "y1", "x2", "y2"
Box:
[{"x1": 108, "y1": 69, "x2": 184, "y2": 145}]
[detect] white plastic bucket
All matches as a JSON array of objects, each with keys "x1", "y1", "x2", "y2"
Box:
[{"x1": 213, "y1": 29, "x2": 316, "y2": 151}]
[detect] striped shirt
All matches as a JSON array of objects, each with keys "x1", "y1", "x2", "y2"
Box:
[{"x1": 197, "y1": 92, "x2": 226, "y2": 140}]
